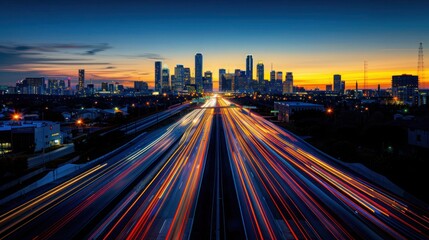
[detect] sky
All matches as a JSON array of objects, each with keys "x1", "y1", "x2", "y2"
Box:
[{"x1": 1, "y1": 0, "x2": 428, "y2": 90}]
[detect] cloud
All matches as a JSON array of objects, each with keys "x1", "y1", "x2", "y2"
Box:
[
  {"x1": 82, "y1": 44, "x2": 111, "y2": 55},
  {"x1": 0, "y1": 52, "x2": 110, "y2": 69},
  {"x1": 37, "y1": 62, "x2": 111, "y2": 65},
  {"x1": 0, "y1": 43, "x2": 112, "y2": 70},
  {"x1": 136, "y1": 53, "x2": 165, "y2": 60},
  {"x1": 0, "y1": 43, "x2": 111, "y2": 55},
  {"x1": 105, "y1": 66, "x2": 116, "y2": 69},
  {"x1": 137, "y1": 72, "x2": 150, "y2": 75}
]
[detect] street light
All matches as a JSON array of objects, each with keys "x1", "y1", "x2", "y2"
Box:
[{"x1": 12, "y1": 113, "x2": 20, "y2": 121}]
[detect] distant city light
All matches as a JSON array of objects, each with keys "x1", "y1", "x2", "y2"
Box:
[
  {"x1": 76, "y1": 119, "x2": 83, "y2": 125},
  {"x1": 327, "y1": 108, "x2": 333, "y2": 113}
]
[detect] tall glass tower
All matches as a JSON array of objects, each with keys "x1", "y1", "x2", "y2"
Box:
[
  {"x1": 195, "y1": 53, "x2": 203, "y2": 93},
  {"x1": 246, "y1": 55, "x2": 253, "y2": 83},
  {"x1": 155, "y1": 61, "x2": 162, "y2": 92},
  {"x1": 78, "y1": 69, "x2": 85, "y2": 95}
]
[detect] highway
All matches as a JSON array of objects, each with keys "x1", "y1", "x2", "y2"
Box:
[
  {"x1": 101, "y1": 102, "x2": 190, "y2": 136},
  {"x1": 0, "y1": 96, "x2": 428, "y2": 239},
  {"x1": 218, "y1": 97, "x2": 429, "y2": 239},
  {"x1": 0, "y1": 101, "x2": 211, "y2": 239},
  {"x1": 88, "y1": 98, "x2": 215, "y2": 239}
]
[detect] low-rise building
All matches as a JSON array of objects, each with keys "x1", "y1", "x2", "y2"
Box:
[
  {"x1": 0, "y1": 121, "x2": 62, "y2": 153},
  {"x1": 274, "y1": 101, "x2": 325, "y2": 122}
]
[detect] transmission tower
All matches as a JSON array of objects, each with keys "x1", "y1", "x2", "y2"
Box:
[
  {"x1": 364, "y1": 60, "x2": 367, "y2": 96},
  {"x1": 418, "y1": 42, "x2": 424, "y2": 88}
]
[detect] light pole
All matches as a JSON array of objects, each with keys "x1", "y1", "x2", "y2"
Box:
[
  {"x1": 76, "y1": 119, "x2": 83, "y2": 136},
  {"x1": 11, "y1": 113, "x2": 21, "y2": 154}
]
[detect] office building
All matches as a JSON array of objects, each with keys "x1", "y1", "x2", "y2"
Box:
[
  {"x1": 221, "y1": 73, "x2": 234, "y2": 92},
  {"x1": 234, "y1": 69, "x2": 247, "y2": 92},
  {"x1": 134, "y1": 81, "x2": 148, "y2": 93},
  {"x1": 195, "y1": 53, "x2": 203, "y2": 93},
  {"x1": 333, "y1": 74, "x2": 341, "y2": 93},
  {"x1": 87, "y1": 84, "x2": 95, "y2": 96},
  {"x1": 283, "y1": 72, "x2": 293, "y2": 94},
  {"x1": 59, "y1": 80, "x2": 65, "y2": 91},
  {"x1": 16, "y1": 77, "x2": 45, "y2": 95},
  {"x1": 78, "y1": 69, "x2": 85, "y2": 95},
  {"x1": 101, "y1": 82, "x2": 108, "y2": 92},
  {"x1": 270, "y1": 70, "x2": 276, "y2": 93},
  {"x1": 173, "y1": 65, "x2": 185, "y2": 92},
  {"x1": 161, "y1": 67, "x2": 170, "y2": 93},
  {"x1": 108, "y1": 83, "x2": 114, "y2": 93},
  {"x1": 392, "y1": 74, "x2": 419, "y2": 105},
  {"x1": 219, "y1": 69, "x2": 226, "y2": 91},
  {"x1": 155, "y1": 61, "x2": 162, "y2": 92},
  {"x1": 47, "y1": 79, "x2": 60, "y2": 95},
  {"x1": 203, "y1": 71, "x2": 213, "y2": 93},
  {"x1": 246, "y1": 55, "x2": 253, "y2": 83},
  {"x1": 274, "y1": 71, "x2": 283, "y2": 94},
  {"x1": 257, "y1": 62, "x2": 264, "y2": 84},
  {"x1": 184, "y1": 67, "x2": 191, "y2": 86}
]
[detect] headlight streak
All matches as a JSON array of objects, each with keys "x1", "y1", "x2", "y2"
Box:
[
  {"x1": 218, "y1": 97, "x2": 429, "y2": 239},
  {"x1": 90, "y1": 98, "x2": 216, "y2": 240},
  {"x1": 1, "y1": 96, "x2": 427, "y2": 239}
]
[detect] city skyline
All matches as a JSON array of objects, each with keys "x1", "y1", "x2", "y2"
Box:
[{"x1": 1, "y1": 0, "x2": 428, "y2": 90}]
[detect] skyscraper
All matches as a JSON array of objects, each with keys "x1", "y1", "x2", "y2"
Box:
[
  {"x1": 283, "y1": 72, "x2": 293, "y2": 94},
  {"x1": 184, "y1": 67, "x2": 191, "y2": 86},
  {"x1": 173, "y1": 65, "x2": 185, "y2": 92},
  {"x1": 275, "y1": 71, "x2": 283, "y2": 94},
  {"x1": 17, "y1": 77, "x2": 45, "y2": 95},
  {"x1": 246, "y1": 55, "x2": 253, "y2": 83},
  {"x1": 155, "y1": 61, "x2": 162, "y2": 92},
  {"x1": 234, "y1": 69, "x2": 247, "y2": 92},
  {"x1": 59, "y1": 80, "x2": 65, "y2": 94},
  {"x1": 333, "y1": 74, "x2": 341, "y2": 92},
  {"x1": 195, "y1": 53, "x2": 203, "y2": 93},
  {"x1": 78, "y1": 69, "x2": 85, "y2": 95},
  {"x1": 48, "y1": 79, "x2": 59, "y2": 95},
  {"x1": 101, "y1": 82, "x2": 108, "y2": 92},
  {"x1": 203, "y1": 71, "x2": 213, "y2": 93},
  {"x1": 270, "y1": 70, "x2": 276, "y2": 94},
  {"x1": 257, "y1": 62, "x2": 264, "y2": 84},
  {"x1": 219, "y1": 69, "x2": 226, "y2": 91},
  {"x1": 221, "y1": 73, "x2": 234, "y2": 92},
  {"x1": 134, "y1": 81, "x2": 148, "y2": 93},
  {"x1": 392, "y1": 74, "x2": 419, "y2": 105},
  {"x1": 161, "y1": 67, "x2": 170, "y2": 93}
]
